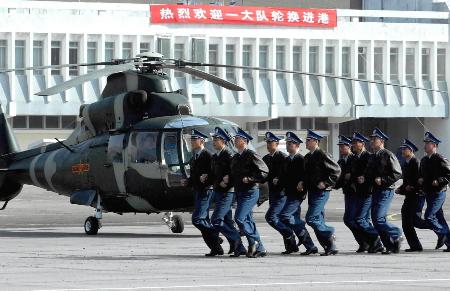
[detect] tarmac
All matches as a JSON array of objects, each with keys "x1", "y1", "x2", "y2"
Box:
[{"x1": 1, "y1": 185, "x2": 450, "y2": 291}]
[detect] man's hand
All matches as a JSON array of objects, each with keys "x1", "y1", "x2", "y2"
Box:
[
  {"x1": 242, "y1": 177, "x2": 250, "y2": 184},
  {"x1": 223, "y1": 175, "x2": 229, "y2": 184},
  {"x1": 405, "y1": 185, "x2": 414, "y2": 192},
  {"x1": 200, "y1": 174, "x2": 208, "y2": 184},
  {"x1": 344, "y1": 173, "x2": 351, "y2": 181},
  {"x1": 395, "y1": 188, "x2": 401, "y2": 194},
  {"x1": 180, "y1": 179, "x2": 188, "y2": 187},
  {"x1": 273, "y1": 177, "x2": 279, "y2": 185},
  {"x1": 297, "y1": 181, "x2": 304, "y2": 192},
  {"x1": 432, "y1": 180, "x2": 440, "y2": 187},
  {"x1": 357, "y1": 176, "x2": 365, "y2": 184},
  {"x1": 418, "y1": 178, "x2": 424, "y2": 185},
  {"x1": 375, "y1": 177, "x2": 382, "y2": 186},
  {"x1": 219, "y1": 181, "x2": 228, "y2": 188},
  {"x1": 318, "y1": 181, "x2": 326, "y2": 190}
]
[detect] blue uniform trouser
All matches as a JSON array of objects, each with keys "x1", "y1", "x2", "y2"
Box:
[
  {"x1": 279, "y1": 196, "x2": 316, "y2": 250},
  {"x1": 425, "y1": 191, "x2": 450, "y2": 246},
  {"x1": 401, "y1": 195, "x2": 426, "y2": 249},
  {"x1": 235, "y1": 187, "x2": 265, "y2": 252},
  {"x1": 344, "y1": 192, "x2": 368, "y2": 246},
  {"x1": 371, "y1": 188, "x2": 402, "y2": 249},
  {"x1": 354, "y1": 194, "x2": 380, "y2": 244},
  {"x1": 265, "y1": 191, "x2": 287, "y2": 232},
  {"x1": 192, "y1": 190, "x2": 216, "y2": 249},
  {"x1": 306, "y1": 191, "x2": 335, "y2": 250},
  {"x1": 211, "y1": 191, "x2": 246, "y2": 253}
]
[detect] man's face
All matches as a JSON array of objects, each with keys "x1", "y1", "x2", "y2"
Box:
[
  {"x1": 190, "y1": 138, "x2": 203, "y2": 150},
  {"x1": 352, "y1": 140, "x2": 364, "y2": 153},
  {"x1": 234, "y1": 136, "x2": 247, "y2": 149},
  {"x1": 286, "y1": 141, "x2": 299, "y2": 154},
  {"x1": 424, "y1": 141, "x2": 437, "y2": 154},
  {"x1": 305, "y1": 139, "x2": 318, "y2": 151},
  {"x1": 370, "y1": 137, "x2": 383, "y2": 151},
  {"x1": 401, "y1": 147, "x2": 413, "y2": 158},
  {"x1": 266, "y1": 141, "x2": 278, "y2": 153},
  {"x1": 212, "y1": 137, "x2": 225, "y2": 151},
  {"x1": 339, "y1": 144, "x2": 351, "y2": 156}
]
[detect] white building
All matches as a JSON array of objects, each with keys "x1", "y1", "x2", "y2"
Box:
[{"x1": 0, "y1": 0, "x2": 449, "y2": 158}]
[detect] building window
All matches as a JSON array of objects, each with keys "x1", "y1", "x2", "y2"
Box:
[
  {"x1": 15, "y1": 40, "x2": 25, "y2": 75},
  {"x1": 33, "y1": 40, "x2": 44, "y2": 75},
  {"x1": 422, "y1": 48, "x2": 430, "y2": 81},
  {"x1": 309, "y1": 46, "x2": 318, "y2": 74},
  {"x1": 342, "y1": 46, "x2": 351, "y2": 77},
  {"x1": 140, "y1": 42, "x2": 149, "y2": 54},
  {"x1": 314, "y1": 118, "x2": 328, "y2": 130},
  {"x1": 437, "y1": 48, "x2": 446, "y2": 81},
  {"x1": 208, "y1": 44, "x2": 218, "y2": 76},
  {"x1": 325, "y1": 46, "x2": 334, "y2": 74},
  {"x1": 51, "y1": 41, "x2": 61, "y2": 75},
  {"x1": 390, "y1": 47, "x2": 399, "y2": 81},
  {"x1": 358, "y1": 47, "x2": 367, "y2": 79},
  {"x1": 259, "y1": 45, "x2": 268, "y2": 78},
  {"x1": 374, "y1": 47, "x2": 383, "y2": 81},
  {"x1": 405, "y1": 48, "x2": 415, "y2": 81},
  {"x1": 69, "y1": 41, "x2": 79, "y2": 76},
  {"x1": 12, "y1": 116, "x2": 27, "y2": 129},
  {"x1": 257, "y1": 121, "x2": 267, "y2": 130},
  {"x1": 87, "y1": 42, "x2": 97, "y2": 73},
  {"x1": 174, "y1": 43, "x2": 185, "y2": 77},
  {"x1": 242, "y1": 45, "x2": 252, "y2": 78},
  {"x1": 29, "y1": 116, "x2": 44, "y2": 129},
  {"x1": 276, "y1": 45, "x2": 285, "y2": 79},
  {"x1": 283, "y1": 117, "x2": 297, "y2": 130},
  {"x1": 0, "y1": 40, "x2": 7, "y2": 69},
  {"x1": 122, "y1": 42, "x2": 133, "y2": 59},
  {"x1": 300, "y1": 118, "x2": 313, "y2": 130},
  {"x1": 192, "y1": 38, "x2": 205, "y2": 75},
  {"x1": 268, "y1": 118, "x2": 281, "y2": 130},
  {"x1": 226, "y1": 44, "x2": 235, "y2": 79},
  {"x1": 45, "y1": 116, "x2": 60, "y2": 129},
  {"x1": 293, "y1": 46, "x2": 302, "y2": 79},
  {"x1": 105, "y1": 42, "x2": 115, "y2": 61},
  {"x1": 156, "y1": 38, "x2": 171, "y2": 58},
  {"x1": 61, "y1": 116, "x2": 77, "y2": 129}
]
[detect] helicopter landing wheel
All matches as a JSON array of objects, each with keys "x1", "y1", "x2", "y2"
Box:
[
  {"x1": 84, "y1": 216, "x2": 100, "y2": 235},
  {"x1": 170, "y1": 215, "x2": 184, "y2": 234}
]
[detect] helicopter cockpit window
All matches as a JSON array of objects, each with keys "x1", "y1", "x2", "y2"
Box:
[
  {"x1": 107, "y1": 134, "x2": 124, "y2": 163},
  {"x1": 128, "y1": 132, "x2": 158, "y2": 164},
  {"x1": 163, "y1": 133, "x2": 180, "y2": 167}
]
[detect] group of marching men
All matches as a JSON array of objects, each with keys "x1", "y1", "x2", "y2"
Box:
[{"x1": 180, "y1": 125, "x2": 450, "y2": 258}]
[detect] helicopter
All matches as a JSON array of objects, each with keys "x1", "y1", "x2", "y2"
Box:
[{"x1": 0, "y1": 51, "x2": 444, "y2": 235}]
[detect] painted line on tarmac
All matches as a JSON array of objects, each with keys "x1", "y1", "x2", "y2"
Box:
[
  {"x1": 387, "y1": 213, "x2": 401, "y2": 221},
  {"x1": 34, "y1": 278, "x2": 450, "y2": 291}
]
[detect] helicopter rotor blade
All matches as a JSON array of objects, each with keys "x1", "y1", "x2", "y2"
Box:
[
  {"x1": 0, "y1": 60, "x2": 132, "y2": 74},
  {"x1": 180, "y1": 61, "x2": 446, "y2": 93},
  {"x1": 165, "y1": 64, "x2": 245, "y2": 91},
  {"x1": 36, "y1": 63, "x2": 136, "y2": 96}
]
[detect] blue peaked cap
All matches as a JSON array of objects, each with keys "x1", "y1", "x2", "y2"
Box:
[
  {"x1": 337, "y1": 135, "x2": 352, "y2": 146},
  {"x1": 211, "y1": 127, "x2": 231, "y2": 142},
  {"x1": 352, "y1": 131, "x2": 370, "y2": 143},
  {"x1": 190, "y1": 129, "x2": 208, "y2": 140},
  {"x1": 400, "y1": 138, "x2": 418, "y2": 152},
  {"x1": 370, "y1": 127, "x2": 389, "y2": 141},
  {"x1": 264, "y1": 131, "x2": 281, "y2": 142},
  {"x1": 306, "y1": 129, "x2": 323, "y2": 141},
  {"x1": 424, "y1": 131, "x2": 441, "y2": 144},
  {"x1": 234, "y1": 127, "x2": 253, "y2": 141},
  {"x1": 285, "y1": 131, "x2": 303, "y2": 144}
]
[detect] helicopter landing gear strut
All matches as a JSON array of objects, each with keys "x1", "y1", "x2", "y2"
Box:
[
  {"x1": 162, "y1": 212, "x2": 184, "y2": 234},
  {"x1": 84, "y1": 194, "x2": 103, "y2": 235}
]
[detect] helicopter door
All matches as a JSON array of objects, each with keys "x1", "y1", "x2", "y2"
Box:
[
  {"x1": 160, "y1": 131, "x2": 186, "y2": 188},
  {"x1": 106, "y1": 133, "x2": 127, "y2": 194}
]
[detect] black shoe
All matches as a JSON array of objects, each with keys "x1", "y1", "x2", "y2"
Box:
[
  {"x1": 393, "y1": 236, "x2": 403, "y2": 254},
  {"x1": 443, "y1": 247, "x2": 450, "y2": 253},
  {"x1": 356, "y1": 243, "x2": 370, "y2": 253},
  {"x1": 320, "y1": 249, "x2": 338, "y2": 256},
  {"x1": 227, "y1": 242, "x2": 235, "y2": 255},
  {"x1": 381, "y1": 248, "x2": 393, "y2": 255},
  {"x1": 300, "y1": 247, "x2": 319, "y2": 256},
  {"x1": 246, "y1": 242, "x2": 258, "y2": 258},
  {"x1": 405, "y1": 248, "x2": 423, "y2": 252},
  {"x1": 436, "y1": 235, "x2": 447, "y2": 250},
  {"x1": 368, "y1": 237, "x2": 385, "y2": 253},
  {"x1": 230, "y1": 250, "x2": 247, "y2": 257},
  {"x1": 296, "y1": 233, "x2": 306, "y2": 246},
  {"x1": 252, "y1": 250, "x2": 267, "y2": 258},
  {"x1": 282, "y1": 236, "x2": 299, "y2": 255},
  {"x1": 205, "y1": 245, "x2": 224, "y2": 257}
]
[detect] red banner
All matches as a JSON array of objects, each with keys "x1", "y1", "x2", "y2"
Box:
[{"x1": 150, "y1": 5, "x2": 337, "y2": 28}]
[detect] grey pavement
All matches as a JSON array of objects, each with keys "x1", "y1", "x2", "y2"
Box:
[{"x1": 1, "y1": 185, "x2": 450, "y2": 291}]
